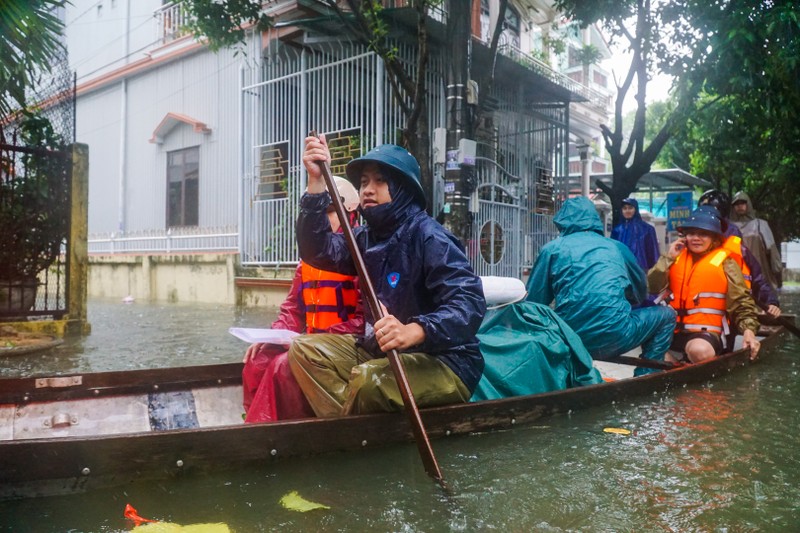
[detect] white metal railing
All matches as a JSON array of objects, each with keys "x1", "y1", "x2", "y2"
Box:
[
  {"x1": 497, "y1": 36, "x2": 610, "y2": 111},
  {"x1": 154, "y1": 2, "x2": 191, "y2": 44},
  {"x1": 88, "y1": 226, "x2": 238, "y2": 254}
]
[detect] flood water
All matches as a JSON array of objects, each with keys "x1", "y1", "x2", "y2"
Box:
[{"x1": 2, "y1": 292, "x2": 800, "y2": 532}]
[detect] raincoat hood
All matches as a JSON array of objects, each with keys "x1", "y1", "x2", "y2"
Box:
[
  {"x1": 554, "y1": 196, "x2": 604, "y2": 236},
  {"x1": 610, "y1": 197, "x2": 660, "y2": 271},
  {"x1": 620, "y1": 198, "x2": 642, "y2": 221},
  {"x1": 730, "y1": 191, "x2": 756, "y2": 223}
]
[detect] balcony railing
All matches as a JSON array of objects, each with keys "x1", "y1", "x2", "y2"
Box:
[
  {"x1": 497, "y1": 37, "x2": 611, "y2": 111},
  {"x1": 154, "y1": 2, "x2": 191, "y2": 45}
]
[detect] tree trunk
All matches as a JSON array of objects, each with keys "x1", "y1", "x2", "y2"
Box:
[{"x1": 405, "y1": 107, "x2": 432, "y2": 214}]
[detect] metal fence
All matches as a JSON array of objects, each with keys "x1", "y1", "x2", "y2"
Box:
[
  {"x1": 88, "y1": 226, "x2": 238, "y2": 254},
  {"x1": 239, "y1": 36, "x2": 444, "y2": 267},
  {"x1": 239, "y1": 33, "x2": 568, "y2": 278},
  {"x1": 0, "y1": 51, "x2": 74, "y2": 321}
]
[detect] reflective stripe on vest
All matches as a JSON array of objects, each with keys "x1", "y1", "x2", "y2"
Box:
[
  {"x1": 300, "y1": 262, "x2": 359, "y2": 333},
  {"x1": 668, "y1": 247, "x2": 730, "y2": 335},
  {"x1": 723, "y1": 235, "x2": 751, "y2": 288}
]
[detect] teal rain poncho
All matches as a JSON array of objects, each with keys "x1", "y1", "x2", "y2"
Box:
[
  {"x1": 471, "y1": 301, "x2": 602, "y2": 401},
  {"x1": 525, "y1": 197, "x2": 676, "y2": 375}
]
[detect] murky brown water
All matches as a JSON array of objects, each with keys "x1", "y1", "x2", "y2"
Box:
[{"x1": 2, "y1": 293, "x2": 800, "y2": 531}]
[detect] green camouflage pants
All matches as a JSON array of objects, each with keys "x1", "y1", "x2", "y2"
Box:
[{"x1": 287, "y1": 334, "x2": 470, "y2": 417}]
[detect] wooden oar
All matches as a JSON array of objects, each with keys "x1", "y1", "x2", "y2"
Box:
[
  {"x1": 756, "y1": 303, "x2": 800, "y2": 338},
  {"x1": 310, "y1": 132, "x2": 445, "y2": 486}
]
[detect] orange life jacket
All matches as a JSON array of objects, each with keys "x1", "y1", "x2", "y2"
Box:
[
  {"x1": 722, "y1": 235, "x2": 752, "y2": 288},
  {"x1": 667, "y1": 248, "x2": 730, "y2": 335},
  {"x1": 300, "y1": 262, "x2": 359, "y2": 333}
]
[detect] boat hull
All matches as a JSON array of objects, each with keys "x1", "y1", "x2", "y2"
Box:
[{"x1": 0, "y1": 326, "x2": 786, "y2": 500}]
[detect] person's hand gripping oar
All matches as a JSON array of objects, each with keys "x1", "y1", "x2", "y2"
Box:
[
  {"x1": 307, "y1": 131, "x2": 446, "y2": 488},
  {"x1": 755, "y1": 300, "x2": 800, "y2": 339}
]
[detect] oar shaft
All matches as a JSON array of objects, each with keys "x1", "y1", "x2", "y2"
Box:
[
  {"x1": 310, "y1": 132, "x2": 444, "y2": 484},
  {"x1": 755, "y1": 302, "x2": 800, "y2": 338}
]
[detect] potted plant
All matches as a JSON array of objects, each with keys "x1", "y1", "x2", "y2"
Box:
[{"x1": 0, "y1": 113, "x2": 70, "y2": 312}]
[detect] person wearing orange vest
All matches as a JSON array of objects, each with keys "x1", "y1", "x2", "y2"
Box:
[
  {"x1": 647, "y1": 208, "x2": 761, "y2": 363},
  {"x1": 242, "y1": 177, "x2": 365, "y2": 423}
]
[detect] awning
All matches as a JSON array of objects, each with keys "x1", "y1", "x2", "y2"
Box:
[
  {"x1": 572, "y1": 168, "x2": 710, "y2": 217},
  {"x1": 590, "y1": 168, "x2": 710, "y2": 192}
]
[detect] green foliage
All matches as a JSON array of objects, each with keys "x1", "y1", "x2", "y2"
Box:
[
  {"x1": 542, "y1": 32, "x2": 566, "y2": 58},
  {"x1": 182, "y1": 0, "x2": 272, "y2": 52},
  {"x1": 575, "y1": 44, "x2": 602, "y2": 66},
  {"x1": 667, "y1": 1, "x2": 800, "y2": 241},
  {"x1": 0, "y1": 113, "x2": 70, "y2": 280},
  {"x1": 553, "y1": 0, "x2": 800, "y2": 233},
  {"x1": 0, "y1": 0, "x2": 66, "y2": 117},
  {"x1": 679, "y1": 93, "x2": 800, "y2": 242}
]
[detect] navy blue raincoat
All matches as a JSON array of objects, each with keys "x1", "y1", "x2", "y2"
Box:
[
  {"x1": 722, "y1": 221, "x2": 779, "y2": 307},
  {"x1": 610, "y1": 198, "x2": 660, "y2": 271},
  {"x1": 296, "y1": 191, "x2": 486, "y2": 393}
]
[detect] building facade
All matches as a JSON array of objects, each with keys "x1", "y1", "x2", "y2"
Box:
[{"x1": 63, "y1": 0, "x2": 613, "y2": 304}]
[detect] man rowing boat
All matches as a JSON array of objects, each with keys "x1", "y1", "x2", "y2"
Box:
[{"x1": 287, "y1": 136, "x2": 486, "y2": 415}]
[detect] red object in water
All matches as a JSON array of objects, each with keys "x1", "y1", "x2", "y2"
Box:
[{"x1": 123, "y1": 504, "x2": 158, "y2": 526}]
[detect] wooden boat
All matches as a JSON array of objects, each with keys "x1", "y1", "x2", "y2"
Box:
[{"x1": 0, "y1": 320, "x2": 789, "y2": 501}]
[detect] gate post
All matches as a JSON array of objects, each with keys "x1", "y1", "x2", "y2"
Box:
[{"x1": 66, "y1": 143, "x2": 91, "y2": 335}]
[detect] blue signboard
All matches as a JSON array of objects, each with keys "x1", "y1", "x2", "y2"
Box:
[{"x1": 666, "y1": 191, "x2": 694, "y2": 231}]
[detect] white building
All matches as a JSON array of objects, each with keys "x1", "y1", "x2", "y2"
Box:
[{"x1": 62, "y1": 0, "x2": 614, "y2": 304}]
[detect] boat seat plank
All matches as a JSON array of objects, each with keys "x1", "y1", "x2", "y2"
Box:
[
  {"x1": 13, "y1": 396, "x2": 150, "y2": 440},
  {"x1": 193, "y1": 386, "x2": 245, "y2": 428},
  {"x1": 0, "y1": 406, "x2": 13, "y2": 441}
]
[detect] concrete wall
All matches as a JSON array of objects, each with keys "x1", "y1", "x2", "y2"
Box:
[
  {"x1": 783, "y1": 241, "x2": 800, "y2": 269},
  {"x1": 88, "y1": 253, "x2": 296, "y2": 308}
]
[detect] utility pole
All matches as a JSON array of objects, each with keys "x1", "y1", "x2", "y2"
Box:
[{"x1": 441, "y1": 0, "x2": 475, "y2": 245}]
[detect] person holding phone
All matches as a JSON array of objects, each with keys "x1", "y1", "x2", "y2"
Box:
[
  {"x1": 698, "y1": 190, "x2": 781, "y2": 317},
  {"x1": 647, "y1": 208, "x2": 761, "y2": 362}
]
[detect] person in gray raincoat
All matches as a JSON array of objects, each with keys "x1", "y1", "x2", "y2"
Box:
[
  {"x1": 288, "y1": 135, "x2": 486, "y2": 416},
  {"x1": 730, "y1": 191, "x2": 783, "y2": 291},
  {"x1": 525, "y1": 196, "x2": 676, "y2": 375}
]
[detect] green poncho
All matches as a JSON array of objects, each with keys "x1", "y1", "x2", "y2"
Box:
[{"x1": 471, "y1": 301, "x2": 602, "y2": 401}]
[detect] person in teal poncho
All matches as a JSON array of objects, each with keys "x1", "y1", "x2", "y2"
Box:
[{"x1": 525, "y1": 196, "x2": 676, "y2": 375}]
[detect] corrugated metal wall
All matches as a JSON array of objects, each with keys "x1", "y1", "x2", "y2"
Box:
[
  {"x1": 80, "y1": 45, "x2": 244, "y2": 236},
  {"x1": 77, "y1": 84, "x2": 123, "y2": 233}
]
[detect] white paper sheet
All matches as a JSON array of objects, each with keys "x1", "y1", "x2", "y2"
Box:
[{"x1": 228, "y1": 327, "x2": 300, "y2": 346}]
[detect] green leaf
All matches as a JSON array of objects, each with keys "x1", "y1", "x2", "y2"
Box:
[{"x1": 279, "y1": 491, "x2": 331, "y2": 512}]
